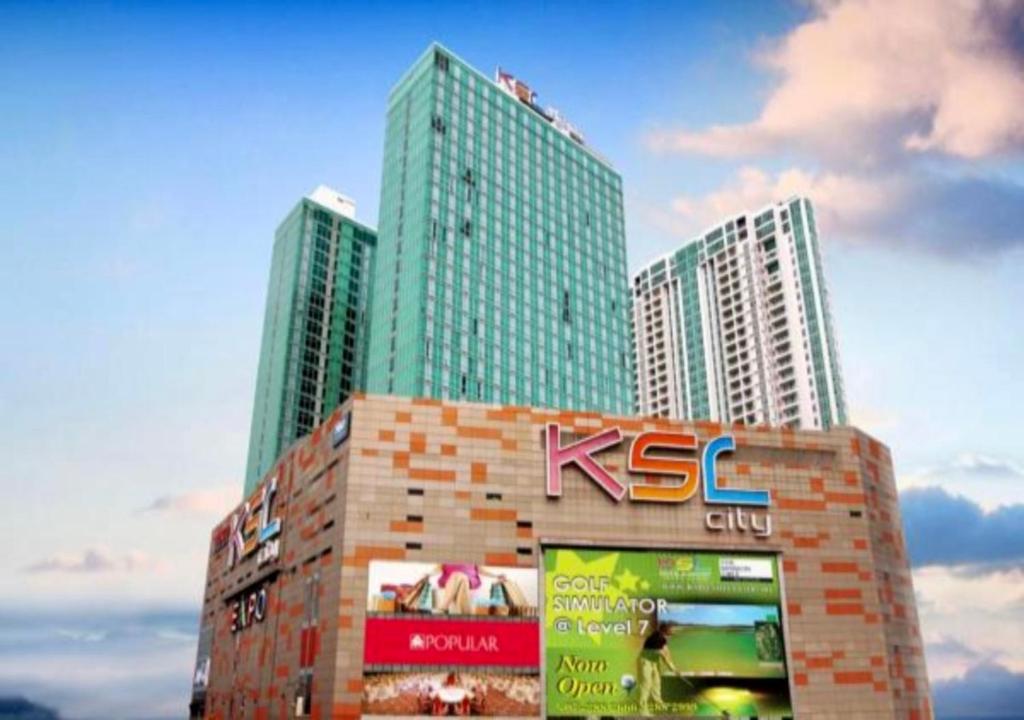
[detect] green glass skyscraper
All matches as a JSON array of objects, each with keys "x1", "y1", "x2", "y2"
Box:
[
  {"x1": 366, "y1": 44, "x2": 633, "y2": 413},
  {"x1": 244, "y1": 186, "x2": 376, "y2": 495}
]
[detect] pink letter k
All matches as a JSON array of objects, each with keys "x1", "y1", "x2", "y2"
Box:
[{"x1": 545, "y1": 423, "x2": 626, "y2": 501}]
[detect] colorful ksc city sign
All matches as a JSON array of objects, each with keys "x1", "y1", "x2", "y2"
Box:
[
  {"x1": 545, "y1": 424, "x2": 769, "y2": 506},
  {"x1": 545, "y1": 424, "x2": 772, "y2": 537}
]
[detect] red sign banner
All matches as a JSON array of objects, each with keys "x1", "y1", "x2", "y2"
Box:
[{"x1": 364, "y1": 617, "x2": 539, "y2": 668}]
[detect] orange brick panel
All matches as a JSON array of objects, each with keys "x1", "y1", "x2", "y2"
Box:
[
  {"x1": 388, "y1": 520, "x2": 423, "y2": 533},
  {"x1": 484, "y1": 552, "x2": 518, "y2": 565},
  {"x1": 793, "y1": 536, "x2": 821, "y2": 549},
  {"x1": 776, "y1": 496, "x2": 828, "y2": 511},
  {"x1": 825, "y1": 491, "x2": 866, "y2": 505},
  {"x1": 407, "y1": 467, "x2": 456, "y2": 482},
  {"x1": 470, "y1": 508, "x2": 517, "y2": 521},
  {"x1": 835, "y1": 671, "x2": 874, "y2": 684}
]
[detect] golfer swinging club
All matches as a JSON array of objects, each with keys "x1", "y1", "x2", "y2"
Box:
[{"x1": 637, "y1": 622, "x2": 682, "y2": 716}]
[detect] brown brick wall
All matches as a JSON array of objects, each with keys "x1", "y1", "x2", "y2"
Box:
[{"x1": 195, "y1": 395, "x2": 932, "y2": 720}]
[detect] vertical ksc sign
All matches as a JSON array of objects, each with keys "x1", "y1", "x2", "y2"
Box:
[
  {"x1": 544, "y1": 424, "x2": 772, "y2": 538},
  {"x1": 226, "y1": 474, "x2": 283, "y2": 569}
]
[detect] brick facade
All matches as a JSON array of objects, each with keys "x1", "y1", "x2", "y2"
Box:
[{"x1": 194, "y1": 394, "x2": 931, "y2": 719}]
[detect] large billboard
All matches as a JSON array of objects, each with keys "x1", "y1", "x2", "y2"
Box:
[
  {"x1": 544, "y1": 547, "x2": 792, "y2": 718},
  {"x1": 363, "y1": 560, "x2": 541, "y2": 717}
]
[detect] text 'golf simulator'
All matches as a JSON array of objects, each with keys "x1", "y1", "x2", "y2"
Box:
[{"x1": 544, "y1": 547, "x2": 793, "y2": 718}]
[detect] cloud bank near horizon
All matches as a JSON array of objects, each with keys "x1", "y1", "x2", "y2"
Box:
[
  {"x1": 0, "y1": 607, "x2": 196, "y2": 720},
  {"x1": 902, "y1": 487, "x2": 1024, "y2": 572}
]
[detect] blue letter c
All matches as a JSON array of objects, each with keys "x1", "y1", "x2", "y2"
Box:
[{"x1": 702, "y1": 435, "x2": 770, "y2": 507}]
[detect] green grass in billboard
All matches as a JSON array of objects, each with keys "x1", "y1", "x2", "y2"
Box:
[
  {"x1": 544, "y1": 547, "x2": 792, "y2": 718},
  {"x1": 660, "y1": 604, "x2": 786, "y2": 676}
]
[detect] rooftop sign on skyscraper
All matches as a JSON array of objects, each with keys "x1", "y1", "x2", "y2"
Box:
[{"x1": 495, "y1": 67, "x2": 586, "y2": 145}]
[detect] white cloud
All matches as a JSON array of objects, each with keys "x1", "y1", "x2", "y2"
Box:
[
  {"x1": 900, "y1": 452, "x2": 1024, "y2": 510},
  {"x1": 846, "y1": 404, "x2": 902, "y2": 435},
  {"x1": 55, "y1": 628, "x2": 108, "y2": 643},
  {"x1": 23, "y1": 547, "x2": 167, "y2": 575},
  {"x1": 642, "y1": 0, "x2": 1024, "y2": 256},
  {"x1": 648, "y1": 0, "x2": 1024, "y2": 162},
  {"x1": 661, "y1": 165, "x2": 898, "y2": 241},
  {"x1": 925, "y1": 635, "x2": 989, "y2": 679},
  {"x1": 141, "y1": 485, "x2": 237, "y2": 516},
  {"x1": 945, "y1": 453, "x2": 1024, "y2": 479},
  {"x1": 914, "y1": 565, "x2": 1024, "y2": 681},
  {"x1": 655, "y1": 164, "x2": 1024, "y2": 254}
]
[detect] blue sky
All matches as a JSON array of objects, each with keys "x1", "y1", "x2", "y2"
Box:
[
  {"x1": 1, "y1": 1, "x2": 1023, "y2": 718},
  {"x1": 662, "y1": 603, "x2": 776, "y2": 628}
]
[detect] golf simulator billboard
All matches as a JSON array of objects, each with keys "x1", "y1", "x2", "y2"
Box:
[{"x1": 544, "y1": 547, "x2": 793, "y2": 718}]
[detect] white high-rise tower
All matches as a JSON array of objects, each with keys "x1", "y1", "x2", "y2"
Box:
[{"x1": 632, "y1": 197, "x2": 846, "y2": 430}]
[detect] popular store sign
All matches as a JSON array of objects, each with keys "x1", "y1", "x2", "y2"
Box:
[
  {"x1": 545, "y1": 424, "x2": 772, "y2": 537},
  {"x1": 364, "y1": 617, "x2": 539, "y2": 668}
]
